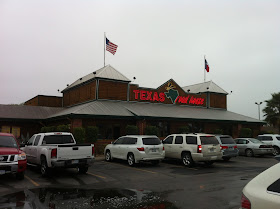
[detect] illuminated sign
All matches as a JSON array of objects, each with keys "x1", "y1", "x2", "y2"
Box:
[{"x1": 133, "y1": 82, "x2": 205, "y2": 106}]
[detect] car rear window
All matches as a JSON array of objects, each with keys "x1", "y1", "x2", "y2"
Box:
[
  {"x1": 200, "y1": 136, "x2": 219, "y2": 145},
  {"x1": 267, "y1": 178, "x2": 280, "y2": 194},
  {"x1": 276, "y1": 137, "x2": 280, "y2": 141},
  {"x1": 220, "y1": 136, "x2": 235, "y2": 144},
  {"x1": 142, "y1": 137, "x2": 161, "y2": 145},
  {"x1": 43, "y1": 135, "x2": 74, "y2": 144},
  {"x1": 0, "y1": 136, "x2": 18, "y2": 148}
]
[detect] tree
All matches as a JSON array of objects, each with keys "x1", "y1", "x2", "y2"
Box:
[{"x1": 263, "y1": 92, "x2": 280, "y2": 132}]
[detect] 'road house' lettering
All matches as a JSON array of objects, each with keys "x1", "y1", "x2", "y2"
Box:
[{"x1": 175, "y1": 96, "x2": 204, "y2": 105}]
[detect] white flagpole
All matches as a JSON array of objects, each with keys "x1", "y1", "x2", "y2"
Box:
[
  {"x1": 204, "y1": 55, "x2": 206, "y2": 82},
  {"x1": 104, "y1": 32, "x2": 106, "y2": 67}
]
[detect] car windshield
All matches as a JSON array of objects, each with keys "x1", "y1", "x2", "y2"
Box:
[
  {"x1": 0, "y1": 136, "x2": 18, "y2": 148},
  {"x1": 43, "y1": 135, "x2": 74, "y2": 144},
  {"x1": 249, "y1": 138, "x2": 263, "y2": 144},
  {"x1": 220, "y1": 136, "x2": 235, "y2": 144},
  {"x1": 200, "y1": 136, "x2": 219, "y2": 145},
  {"x1": 142, "y1": 137, "x2": 161, "y2": 145}
]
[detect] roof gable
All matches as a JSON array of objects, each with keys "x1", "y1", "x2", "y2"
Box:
[
  {"x1": 182, "y1": 81, "x2": 228, "y2": 94},
  {"x1": 62, "y1": 65, "x2": 130, "y2": 92}
]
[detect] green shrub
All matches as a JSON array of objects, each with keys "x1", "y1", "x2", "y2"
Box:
[
  {"x1": 239, "y1": 128, "x2": 252, "y2": 138},
  {"x1": 145, "y1": 125, "x2": 159, "y2": 136},
  {"x1": 213, "y1": 129, "x2": 223, "y2": 135},
  {"x1": 178, "y1": 126, "x2": 190, "y2": 134},
  {"x1": 125, "y1": 125, "x2": 138, "y2": 135},
  {"x1": 73, "y1": 127, "x2": 86, "y2": 143},
  {"x1": 86, "y1": 126, "x2": 99, "y2": 143},
  {"x1": 57, "y1": 124, "x2": 70, "y2": 132},
  {"x1": 41, "y1": 126, "x2": 56, "y2": 133}
]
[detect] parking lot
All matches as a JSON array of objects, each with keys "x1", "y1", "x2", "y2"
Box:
[{"x1": 0, "y1": 155, "x2": 278, "y2": 209}]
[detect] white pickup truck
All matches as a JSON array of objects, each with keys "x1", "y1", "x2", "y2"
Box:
[{"x1": 21, "y1": 132, "x2": 94, "y2": 176}]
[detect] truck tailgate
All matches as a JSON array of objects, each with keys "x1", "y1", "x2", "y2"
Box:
[{"x1": 57, "y1": 145, "x2": 93, "y2": 160}]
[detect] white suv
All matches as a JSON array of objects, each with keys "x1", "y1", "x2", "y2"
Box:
[
  {"x1": 256, "y1": 134, "x2": 280, "y2": 156},
  {"x1": 104, "y1": 135, "x2": 165, "y2": 166},
  {"x1": 163, "y1": 133, "x2": 222, "y2": 167}
]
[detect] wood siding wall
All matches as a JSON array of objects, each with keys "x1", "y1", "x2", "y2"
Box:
[
  {"x1": 63, "y1": 81, "x2": 96, "y2": 107},
  {"x1": 210, "y1": 94, "x2": 227, "y2": 109},
  {"x1": 98, "y1": 80, "x2": 128, "y2": 101},
  {"x1": 25, "y1": 96, "x2": 62, "y2": 107}
]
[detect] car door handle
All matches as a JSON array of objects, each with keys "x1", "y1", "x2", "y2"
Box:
[{"x1": 179, "y1": 146, "x2": 183, "y2": 148}]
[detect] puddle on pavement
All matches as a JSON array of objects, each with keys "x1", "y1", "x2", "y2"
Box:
[{"x1": 0, "y1": 187, "x2": 178, "y2": 209}]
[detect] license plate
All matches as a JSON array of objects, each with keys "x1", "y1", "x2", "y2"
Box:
[
  {"x1": 0, "y1": 170, "x2": 5, "y2": 175},
  {"x1": 150, "y1": 148, "x2": 158, "y2": 152},
  {"x1": 228, "y1": 147, "x2": 234, "y2": 150},
  {"x1": 72, "y1": 160, "x2": 79, "y2": 164}
]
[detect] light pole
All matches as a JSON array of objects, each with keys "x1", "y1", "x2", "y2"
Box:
[{"x1": 255, "y1": 102, "x2": 262, "y2": 120}]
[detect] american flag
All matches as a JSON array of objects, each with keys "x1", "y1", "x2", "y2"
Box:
[{"x1": 106, "y1": 38, "x2": 118, "y2": 55}]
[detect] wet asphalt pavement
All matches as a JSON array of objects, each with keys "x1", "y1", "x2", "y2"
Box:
[{"x1": 0, "y1": 155, "x2": 278, "y2": 209}]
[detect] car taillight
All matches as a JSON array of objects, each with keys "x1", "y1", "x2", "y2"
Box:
[
  {"x1": 197, "y1": 145, "x2": 202, "y2": 153},
  {"x1": 92, "y1": 146, "x2": 95, "y2": 156},
  {"x1": 234, "y1": 145, "x2": 237, "y2": 149},
  {"x1": 241, "y1": 194, "x2": 251, "y2": 209},
  {"x1": 220, "y1": 145, "x2": 228, "y2": 150},
  {"x1": 137, "y1": 147, "x2": 145, "y2": 152},
  {"x1": 51, "y1": 148, "x2": 57, "y2": 158},
  {"x1": 162, "y1": 146, "x2": 165, "y2": 151}
]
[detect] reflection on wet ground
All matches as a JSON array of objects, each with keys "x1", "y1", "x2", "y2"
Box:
[{"x1": 0, "y1": 187, "x2": 178, "y2": 209}]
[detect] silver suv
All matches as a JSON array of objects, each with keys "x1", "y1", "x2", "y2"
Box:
[
  {"x1": 104, "y1": 135, "x2": 165, "y2": 166},
  {"x1": 256, "y1": 134, "x2": 280, "y2": 155},
  {"x1": 215, "y1": 135, "x2": 239, "y2": 161},
  {"x1": 163, "y1": 133, "x2": 222, "y2": 167}
]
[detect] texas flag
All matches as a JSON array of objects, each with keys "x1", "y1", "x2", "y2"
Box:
[{"x1": 205, "y1": 58, "x2": 209, "y2": 72}]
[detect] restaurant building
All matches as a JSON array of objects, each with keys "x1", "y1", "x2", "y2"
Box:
[{"x1": 0, "y1": 65, "x2": 264, "y2": 140}]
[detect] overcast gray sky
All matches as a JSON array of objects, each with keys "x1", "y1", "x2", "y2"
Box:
[{"x1": 1, "y1": 0, "x2": 279, "y2": 120}]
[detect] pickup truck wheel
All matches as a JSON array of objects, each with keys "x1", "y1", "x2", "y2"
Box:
[
  {"x1": 16, "y1": 172, "x2": 24, "y2": 180},
  {"x1": 41, "y1": 157, "x2": 50, "y2": 177},
  {"x1": 182, "y1": 153, "x2": 194, "y2": 167},
  {"x1": 273, "y1": 147, "x2": 280, "y2": 156},
  {"x1": 105, "y1": 150, "x2": 112, "y2": 162},
  {"x1": 78, "y1": 166, "x2": 88, "y2": 174},
  {"x1": 127, "y1": 153, "x2": 135, "y2": 167}
]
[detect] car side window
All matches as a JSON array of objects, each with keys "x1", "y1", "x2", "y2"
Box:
[
  {"x1": 186, "y1": 136, "x2": 197, "y2": 145},
  {"x1": 123, "y1": 137, "x2": 137, "y2": 145},
  {"x1": 241, "y1": 139, "x2": 247, "y2": 144},
  {"x1": 236, "y1": 139, "x2": 242, "y2": 144},
  {"x1": 263, "y1": 136, "x2": 273, "y2": 141},
  {"x1": 27, "y1": 135, "x2": 35, "y2": 146},
  {"x1": 163, "y1": 136, "x2": 173, "y2": 144},
  {"x1": 175, "y1": 136, "x2": 183, "y2": 144},
  {"x1": 114, "y1": 138, "x2": 123, "y2": 144},
  {"x1": 33, "y1": 135, "x2": 41, "y2": 146}
]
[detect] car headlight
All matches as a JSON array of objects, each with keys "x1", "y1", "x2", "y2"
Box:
[{"x1": 18, "y1": 153, "x2": 26, "y2": 161}]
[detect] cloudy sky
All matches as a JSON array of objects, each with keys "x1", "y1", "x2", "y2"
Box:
[{"x1": 1, "y1": 0, "x2": 279, "y2": 120}]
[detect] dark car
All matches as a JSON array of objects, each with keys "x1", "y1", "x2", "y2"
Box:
[{"x1": 215, "y1": 135, "x2": 239, "y2": 161}]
